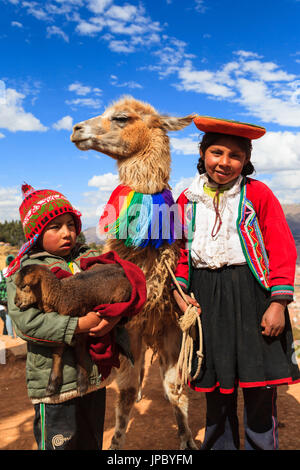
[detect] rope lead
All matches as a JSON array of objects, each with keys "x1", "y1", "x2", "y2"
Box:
[{"x1": 165, "y1": 260, "x2": 204, "y2": 393}]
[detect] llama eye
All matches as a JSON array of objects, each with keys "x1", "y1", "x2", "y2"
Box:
[{"x1": 111, "y1": 115, "x2": 129, "y2": 123}]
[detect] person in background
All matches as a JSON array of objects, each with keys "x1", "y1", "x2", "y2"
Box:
[{"x1": 0, "y1": 254, "x2": 15, "y2": 337}]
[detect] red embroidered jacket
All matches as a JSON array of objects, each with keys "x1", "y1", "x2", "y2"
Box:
[{"x1": 174, "y1": 177, "x2": 297, "y2": 303}]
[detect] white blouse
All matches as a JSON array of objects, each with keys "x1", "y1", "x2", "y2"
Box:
[{"x1": 185, "y1": 173, "x2": 246, "y2": 269}]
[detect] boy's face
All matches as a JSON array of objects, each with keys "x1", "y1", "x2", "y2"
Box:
[{"x1": 40, "y1": 213, "x2": 77, "y2": 257}]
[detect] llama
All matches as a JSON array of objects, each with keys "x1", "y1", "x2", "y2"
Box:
[
  {"x1": 14, "y1": 263, "x2": 132, "y2": 396},
  {"x1": 71, "y1": 96, "x2": 198, "y2": 450}
]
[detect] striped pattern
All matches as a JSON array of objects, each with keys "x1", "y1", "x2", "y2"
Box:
[
  {"x1": 237, "y1": 181, "x2": 270, "y2": 290},
  {"x1": 40, "y1": 403, "x2": 46, "y2": 450},
  {"x1": 99, "y1": 184, "x2": 176, "y2": 248},
  {"x1": 271, "y1": 285, "x2": 294, "y2": 298}
]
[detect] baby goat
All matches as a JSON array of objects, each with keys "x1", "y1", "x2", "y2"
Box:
[{"x1": 14, "y1": 263, "x2": 132, "y2": 396}]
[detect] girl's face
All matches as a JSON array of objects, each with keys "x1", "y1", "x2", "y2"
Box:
[
  {"x1": 40, "y1": 213, "x2": 77, "y2": 258},
  {"x1": 201, "y1": 136, "x2": 249, "y2": 186}
]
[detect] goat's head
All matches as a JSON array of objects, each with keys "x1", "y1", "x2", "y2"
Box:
[
  {"x1": 71, "y1": 96, "x2": 195, "y2": 160},
  {"x1": 14, "y1": 265, "x2": 50, "y2": 311}
]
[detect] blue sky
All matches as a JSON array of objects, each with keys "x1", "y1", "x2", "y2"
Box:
[{"x1": 1, "y1": 0, "x2": 300, "y2": 230}]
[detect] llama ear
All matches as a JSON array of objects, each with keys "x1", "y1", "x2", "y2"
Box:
[{"x1": 159, "y1": 114, "x2": 196, "y2": 132}]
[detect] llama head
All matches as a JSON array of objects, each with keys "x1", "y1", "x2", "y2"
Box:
[
  {"x1": 14, "y1": 265, "x2": 51, "y2": 311},
  {"x1": 70, "y1": 96, "x2": 195, "y2": 193},
  {"x1": 71, "y1": 96, "x2": 195, "y2": 158}
]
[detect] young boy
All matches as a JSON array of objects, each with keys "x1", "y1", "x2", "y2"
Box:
[{"x1": 5, "y1": 184, "x2": 122, "y2": 450}]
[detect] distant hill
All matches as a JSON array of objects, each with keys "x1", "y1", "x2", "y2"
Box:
[
  {"x1": 83, "y1": 204, "x2": 300, "y2": 263},
  {"x1": 83, "y1": 226, "x2": 105, "y2": 245},
  {"x1": 282, "y1": 204, "x2": 300, "y2": 263}
]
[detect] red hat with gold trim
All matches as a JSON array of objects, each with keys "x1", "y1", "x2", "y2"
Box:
[{"x1": 193, "y1": 116, "x2": 266, "y2": 140}]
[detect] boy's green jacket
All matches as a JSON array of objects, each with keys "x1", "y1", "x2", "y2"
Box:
[{"x1": 6, "y1": 244, "x2": 104, "y2": 403}]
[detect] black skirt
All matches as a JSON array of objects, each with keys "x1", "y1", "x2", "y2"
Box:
[{"x1": 189, "y1": 264, "x2": 300, "y2": 394}]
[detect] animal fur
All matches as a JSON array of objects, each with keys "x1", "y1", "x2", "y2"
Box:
[
  {"x1": 14, "y1": 263, "x2": 131, "y2": 396},
  {"x1": 71, "y1": 96, "x2": 198, "y2": 450}
]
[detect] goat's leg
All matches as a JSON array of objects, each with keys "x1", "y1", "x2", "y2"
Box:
[
  {"x1": 46, "y1": 345, "x2": 65, "y2": 396},
  {"x1": 158, "y1": 331, "x2": 198, "y2": 450},
  {"x1": 74, "y1": 335, "x2": 89, "y2": 396}
]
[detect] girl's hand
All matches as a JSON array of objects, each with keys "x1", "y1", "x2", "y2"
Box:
[
  {"x1": 261, "y1": 301, "x2": 287, "y2": 337},
  {"x1": 89, "y1": 315, "x2": 122, "y2": 337},
  {"x1": 75, "y1": 311, "x2": 101, "y2": 334},
  {"x1": 173, "y1": 289, "x2": 201, "y2": 315}
]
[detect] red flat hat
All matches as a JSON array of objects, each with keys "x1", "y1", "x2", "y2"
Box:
[{"x1": 193, "y1": 116, "x2": 266, "y2": 140}]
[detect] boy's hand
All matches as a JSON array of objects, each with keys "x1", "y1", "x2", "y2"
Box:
[
  {"x1": 88, "y1": 315, "x2": 122, "y2": 337},
  {"x1": 261, "y1": 301, "x2": 287, "y2": 337},
  {"x1": 75, "y1": 311, "x2": 101, "y2": 334},
  {"x1": 173, "y1": 289, "x2": 201, "y2": 315}
]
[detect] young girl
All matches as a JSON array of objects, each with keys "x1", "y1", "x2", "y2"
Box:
[
  {"x1": 173, "y1": 117, "x2": 300, "y2": 450},
  {"x1": 5, "y1": 184, "x2": 145, "y2": 450}
]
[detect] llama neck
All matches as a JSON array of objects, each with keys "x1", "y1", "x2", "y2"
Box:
[{"x1": 117, "y1": 131, "x2": 171, "y2": 194}]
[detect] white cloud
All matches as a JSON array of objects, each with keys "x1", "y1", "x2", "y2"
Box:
[
  {"x1": 258, "y1": 171, "x2": 300, "y2": 204},
  {"x1": 69, "y1": 82, "x2": 92, "y2": 96},
  {"x1": 75, "y1": 17, "x2": 105, "y2": 35},
  {"x1": 88, "y1": 173, "x2": 119, "y2": 191},
  {"x1": 11, "y1": 21, "x2": 23, "y2": 27},
  {"x1": 22, "y1": 1, "x2": 49, "y2": 21},
  {"x1": 87, "y1": 0, "x2": 113, "y2": 14},
  {"x1": 171, "y1": 176, "x2": 194, "y2": 201},
  {"x1": 194, "y1": 0, "x2": 207, "y2": 13},
  {"x1": 75, "y1": 172, "x2": 120, "y2": 229},
  {"x1": 53, "y1": 115, "x2": 73, "y2": 131},
  {"x1": 236, "y1": 79, "x2": 300, "y2": 126},
  {"x1": 0, "y1": 132, "x2": 5, "y2": 138},
  {"x1": 106, "y1": 38, "x2": 136, "y2": 53},
  {"x1": 170, "y1": 135, "x2": 199, "y2": 155},
  {"x1": 173, "y1": 52, "x2": 300, "y2": 127},
  {"x1": 176, "y1": 60, "x2": 235, "y2": 98},
  {"x1": 0, "y1": 87, "x2": 47, "y2": 132},
  {"x1": 106, "y1": 4, "x2": 139, "y2": 22},
  {"x1": 6, "y1": 0, "x2": 164, "y2": 56},
  {"x1": 252, "y1": 131, "x2": 300, "y2": 172},
  {"x1": 110, "y1": 75, "x2": 142, "y2": 89},
  {"x1": 67, "y1": 81, "x2": 102, "y2": 109},
  {"x1": 46, "y1": 25, "x2": 69, "y2": 42},
  {"x1": 240, "y1": 60, "x2": 295, "y2": 82},
  {"x1": 66, "y1": 97, "x2": 102, "y2": 109},
  {"x1": 68, "y1": 82, "x2": 102, "y2": 96},
  {"x1": 0, "y1": 186, "x2": 22, "y2": 222}
]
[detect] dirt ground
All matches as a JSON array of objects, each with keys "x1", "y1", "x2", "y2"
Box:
[{"x1": 0, "y1": 331, "x2": 300, "y2": 451}]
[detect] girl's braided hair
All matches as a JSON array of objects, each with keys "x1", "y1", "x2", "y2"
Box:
[{"x1": 197, "y1": 132, "x2": 255, "y2": 176}]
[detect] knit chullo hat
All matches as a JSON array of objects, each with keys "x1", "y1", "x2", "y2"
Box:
[
  {"x1": 4, "y1": 183, "x2": 82, "y2": 278},
  {"x1": 20, "y1": 183, "x2": 81, "y2": 240}
]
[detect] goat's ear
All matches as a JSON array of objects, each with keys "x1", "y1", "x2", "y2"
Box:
[
  {"x1": 159, "y1": 114, "x2": 196, "y2": 132},
  {"x1": 19, "y1": 268, "x2": 40, "y2": 287}
]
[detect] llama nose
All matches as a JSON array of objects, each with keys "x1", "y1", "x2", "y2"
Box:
[{"x1": 74, "y1": 124, "x2": 83, "y2": 132}]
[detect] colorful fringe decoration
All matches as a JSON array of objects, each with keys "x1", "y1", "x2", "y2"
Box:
[{"x1": 99, "y1": 185, "x2": 176, "y2": 248}]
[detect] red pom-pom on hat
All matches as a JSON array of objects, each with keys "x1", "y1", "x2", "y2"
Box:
[{"x1": 21, "y1": 183, "x2": 34, "y2": 198}]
